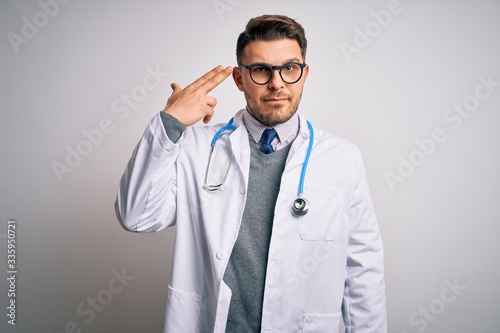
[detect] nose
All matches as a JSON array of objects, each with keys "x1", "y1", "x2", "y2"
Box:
[{"x1": 268, "y1": 68, "x2": 284, "y2": 90}]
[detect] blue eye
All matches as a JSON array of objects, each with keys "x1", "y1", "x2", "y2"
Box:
[
  {"x1": 283, "y1": 63, "x2": 297, "y2": 72},
  {"x1": 253, "y1": 66, "x2": 271, "y2": 73}
]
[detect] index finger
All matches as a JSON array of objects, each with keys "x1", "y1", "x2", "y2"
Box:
[
  {"x1": 201, "y1": 66, "x2": 233, "y2": 93},
  {"x1": 187, "y1": 65, "x2": 230, "y2": 91}
]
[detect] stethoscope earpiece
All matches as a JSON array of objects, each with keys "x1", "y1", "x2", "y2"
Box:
[{"x1": 291, "y1": 197, "x2": 310, "y2": 216}]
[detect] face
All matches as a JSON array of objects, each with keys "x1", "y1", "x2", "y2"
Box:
[{"x1": 233, "y1": 38, "x2": 309, "y2": 127}]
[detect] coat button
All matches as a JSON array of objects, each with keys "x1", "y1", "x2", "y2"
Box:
[{"x1": 216, "y1": 251, "x2": 226, "y2": 260}]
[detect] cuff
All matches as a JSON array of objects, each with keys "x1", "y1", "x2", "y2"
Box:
[{"x1": 159, "y1": 111, "x2": 187, "y2": 143}]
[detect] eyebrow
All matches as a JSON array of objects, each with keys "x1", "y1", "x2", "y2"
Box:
[
  {"x1": 251, "y1": 58, "x2": 303, "y2": 66},
  {"x1": 281, "y1": 58, "x2": 302, "y2": 64}
]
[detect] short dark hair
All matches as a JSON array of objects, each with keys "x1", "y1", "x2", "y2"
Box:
[{"x1": 236, "y1": 15, "x2": 307, "y2": 63}]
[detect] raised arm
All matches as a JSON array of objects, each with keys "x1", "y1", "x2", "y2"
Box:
[{"x1": 114, "y1": 66, "x2": 232, "y2": 232}]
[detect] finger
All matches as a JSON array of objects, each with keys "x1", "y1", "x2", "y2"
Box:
[
  {"x1": 202, "y1": 103, "x2": 215, "y2": 124},
  {"x1": 203, "y1": 110, "x2": 214, "y2": 124},
  {"x1": 206, "y1": 96, "x2": 217, "y2": 108},
  {"x1": 170, "y1": 82, "x2": 182, "y2": 96},
  {"x1": 200, "y1": 66, "x2": 232, "y2": 93},
  {"x1": 187, "y1": 65, "x2": 226, "y2": 90},
  {"x1": 171, "y1": 82, "x2": 182, "y2": 92}
]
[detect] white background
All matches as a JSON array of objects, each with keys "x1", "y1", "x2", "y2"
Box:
[{"x1": 1, "y1": 0, "x2": 499, "y2": 332}]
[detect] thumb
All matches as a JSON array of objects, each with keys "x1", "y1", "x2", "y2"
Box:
[{"x1": 170, "y1": 82, "x2": 182, "y2": 95}]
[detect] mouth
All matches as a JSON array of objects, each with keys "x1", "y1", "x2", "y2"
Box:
[{"x1": 264, "y1": 96, "x2": 289, "y2": 103}]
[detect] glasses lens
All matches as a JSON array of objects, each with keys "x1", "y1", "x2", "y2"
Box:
[
  {"x1": 250, "y1": 65, "x2": 272, "y2": 84},
  {"x1": 281, "y1": 63, "x2": 303, "y2": 84},
  {"x1": 247, "y1": 62, "x2": 304, "y2": 85}
]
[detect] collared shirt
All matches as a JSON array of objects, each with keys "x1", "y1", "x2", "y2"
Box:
[{"x1": 242, "y1": 108, "x2": 299, "y2": 152}]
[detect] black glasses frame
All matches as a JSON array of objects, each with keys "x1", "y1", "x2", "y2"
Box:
[{"x1": 238, "y1": 62, "x2": 307, "y2": 85}]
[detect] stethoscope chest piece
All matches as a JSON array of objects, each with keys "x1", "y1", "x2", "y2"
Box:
[{"x1": 291, "y1": 197, "x2": 310, "y2": 216}]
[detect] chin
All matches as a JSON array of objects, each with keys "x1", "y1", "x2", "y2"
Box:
[{"x1": 263, "y1": 110, "x2": 297, "y2": 126}]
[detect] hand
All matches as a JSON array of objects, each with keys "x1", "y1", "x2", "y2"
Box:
[{"x1": 163, "y1": 65, "x2": 233, "y2": 126}]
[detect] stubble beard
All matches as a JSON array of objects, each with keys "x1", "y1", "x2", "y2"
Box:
[{"x1": 244, "y1": 90, "x2": 303, "y2": 127}]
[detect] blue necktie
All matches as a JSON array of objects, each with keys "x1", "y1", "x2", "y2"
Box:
[{"x1": 260, "y1": 128, "x2": 277, "y2": 154}]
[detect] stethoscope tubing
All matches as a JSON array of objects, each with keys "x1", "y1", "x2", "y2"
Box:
[
  {"x1": 211, "y1": 118, "x2": 236, "y2": 147},
  {"x1": 298, "y1": 120, "x2": 314, "y2": 197},
  {"x1": 205, "y1": 117, "x2": 314, "y2": 216}
]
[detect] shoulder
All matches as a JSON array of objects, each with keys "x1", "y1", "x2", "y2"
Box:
[
  {"x1": 312, "y1": 125, "x2": 361, "y2": 160},
  {"x1": 298, "y1": 113, "x2": 360, "y2": 155}
]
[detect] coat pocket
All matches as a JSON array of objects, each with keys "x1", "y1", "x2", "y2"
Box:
[
  {"x1": 164, "y1": 285, "x2": 203, "y2": 333},
  {"x1": 302, "y1": 313, "x2": 341, "y2": 333},
  {"x1": 296, "y1": 187, "x2": 346, "y2": 241}
]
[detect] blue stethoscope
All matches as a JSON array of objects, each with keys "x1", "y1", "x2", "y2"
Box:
[{"x1": 203, "y1": 118, "x2": 314, "y2": 216}]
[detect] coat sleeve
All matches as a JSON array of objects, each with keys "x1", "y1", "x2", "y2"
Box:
[
  {"x1": 114, "y1": 113, "x2": 182, "y2": 233},
  {"x1": 342, "y1": 150, "x2": 387, "y2": 332}
]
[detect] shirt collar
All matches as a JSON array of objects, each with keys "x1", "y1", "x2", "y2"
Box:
[{"x1": 242, "y1": 108, "x2": 299, "y2": 150}]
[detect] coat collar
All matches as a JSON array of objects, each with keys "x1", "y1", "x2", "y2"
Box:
[{"x1": 229, "y1": 109, "x2": 315, "y2": 176}]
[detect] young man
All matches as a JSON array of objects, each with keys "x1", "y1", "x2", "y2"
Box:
[{"x1": 115, "y1": 15, "x2": 387, "y2": 333}]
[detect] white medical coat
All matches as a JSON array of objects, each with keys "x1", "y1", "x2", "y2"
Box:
[{"x1": 115, "y1": 110, "x2": 387, "y2": 332}]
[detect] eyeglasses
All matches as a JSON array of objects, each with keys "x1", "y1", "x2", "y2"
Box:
[{"x1": 238, "y1": 62, "x2": 307, "y2": 85}]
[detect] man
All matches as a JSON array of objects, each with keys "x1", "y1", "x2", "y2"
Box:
[{"x1": 115, "y1": 15, "x2": 386, "y2": 333}]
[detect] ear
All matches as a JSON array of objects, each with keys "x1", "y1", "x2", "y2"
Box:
[
  {"x1": 302, "y1": 63, "x2": 310, "y2": 82},
  {"x1": 232, "y1": 66, "x2": 245, "y2": 92}
]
